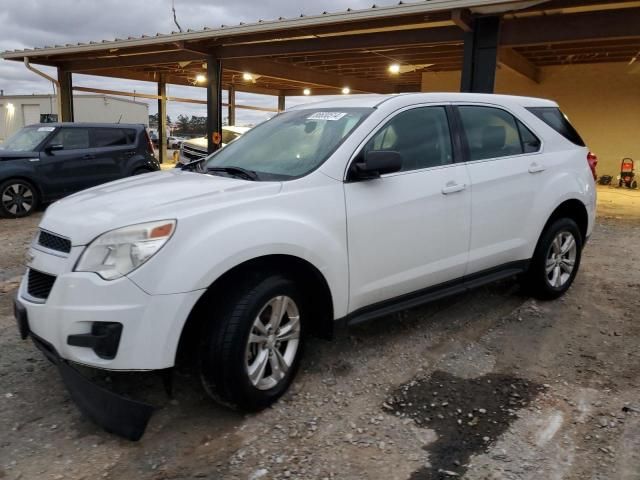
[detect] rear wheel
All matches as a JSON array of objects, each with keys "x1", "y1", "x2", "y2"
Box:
[
  {"x1": 132, "y1": 167, "x2": 152, "y2": 176},
  {"x1": 0, "y1": 179, "x2": 39, "y2": 218},
  {"x1": 524, "y1": 218, "x2": 582, "y2": 300},
  {"x1": 199, "y1": 273, "x2": 304, "y2": 411}
]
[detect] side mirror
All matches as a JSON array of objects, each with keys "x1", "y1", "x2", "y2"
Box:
[
  {"x1": 350, "y1": 150, "x2": 402, "y2": 180},
  {"x1": 45, "y1": 144, "x2": 64, "y2": 153}
]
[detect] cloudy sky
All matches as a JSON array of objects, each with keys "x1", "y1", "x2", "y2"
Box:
[{"x1": 0, "y1": 0, "x2": 400, "y2": 125}]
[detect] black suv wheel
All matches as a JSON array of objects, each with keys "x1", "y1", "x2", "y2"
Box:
[{"x1": 0, "y1": 179, "x2": 39, "y2": 218}]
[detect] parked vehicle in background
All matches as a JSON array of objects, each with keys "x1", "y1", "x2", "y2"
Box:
[
  {"x1": 167, "y1": 136, "x2": 184, "y2": 149},
  {"x1": 0, "y1": 123, "x2": 159, "y2": 218},
  {"x1": 178, "y1": 126, "x2": 250, "y2": 165},
  {"x1": 14, "y1": 93, "x2": 596, "y2": 440}
]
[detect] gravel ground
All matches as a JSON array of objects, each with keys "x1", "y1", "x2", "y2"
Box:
[{"x1": 1, "y1": 186, "x2": 639, "y2": 480}]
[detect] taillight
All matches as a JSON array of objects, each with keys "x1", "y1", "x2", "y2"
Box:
[
  {"x1": 144, "y1": 130, "x2": 155, "y2": 155},
  {"x1": 587, "y1": 151, "x2": 597, "y2": 180}
]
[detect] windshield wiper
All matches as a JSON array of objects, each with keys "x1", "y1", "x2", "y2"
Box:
[{"x1": 206, "y1": 166, "x2": 259, "y2": 181}]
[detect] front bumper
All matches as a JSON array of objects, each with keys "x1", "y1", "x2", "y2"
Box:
[
  {"x1": 14, "y1": 299, "x2": 154, "y2": 441},
  {"x1": 18, "y1": 266, "x2": 203, "y2": 370}
]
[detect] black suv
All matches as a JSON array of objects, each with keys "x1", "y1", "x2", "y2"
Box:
[{"x1": 0, "y1": 123, "x2": 160, "y2": 218}]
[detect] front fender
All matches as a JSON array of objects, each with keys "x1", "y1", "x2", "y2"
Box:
[{"x1": 128, "y1": 180, "x2": 349, "y2": 317}]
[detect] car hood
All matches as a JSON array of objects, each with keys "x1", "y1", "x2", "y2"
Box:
[
  {"x1": 0, "y1": 150, "x2": 39, "y2": 161},
  {"x1": 40, "y1": 169, "x2": 282, "y2": 245}
]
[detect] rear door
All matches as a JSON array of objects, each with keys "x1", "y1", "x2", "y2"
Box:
[
  {"x1": 345, "y1": 105, "x2": 471, "y2": 312},
  {"x1": 89, "y1": 127, "x2": 137, "y2": 182},
  {"x1": 454, "y1": 104, "x2": 545, "y2": 274}
]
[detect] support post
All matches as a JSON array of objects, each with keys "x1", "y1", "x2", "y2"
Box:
[
  {"x1": 206, "y1": 56, "x2": 223, "y2": 154},
  {"x1": 228, "y1": 85, "x2": 236, "y2": 126},
  {"x1": 277, "y1": 94, "x2": 286, "y2": 113},
  {"x1": 157, "y1": 76, "x2": 167, "y2": 164},
  {"x1": 57, "y1": 67, "x2": 74, "y2": 122},
  {"x1": 460, "y1": 16, "x2": 501, "y2": 93}
]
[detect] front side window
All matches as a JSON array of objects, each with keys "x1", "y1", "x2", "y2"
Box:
[
  {"x1": 205, "y1": 108, "x2": 372, "y2": 180},
  {"x1": 47, "y1": 128, "x2": 90, "y2": 150},
  {"x1": 458, "y1": 106, "x2": 527, "y2": 161},
  {"x1": 363, "y1": 106, "x2": 453, "y2": 172}
]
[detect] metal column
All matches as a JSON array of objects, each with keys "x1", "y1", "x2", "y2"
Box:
[
  {"x1": 157, "y1": 76, "x2": 167, "y2": 164},
  {"x1": 277, "y1": 94, "x2": 286, "y2": 112},
  {"x1": 57, "y1": 67, "x2": 74, "y2": 122},
  {"x1": 460, "y1": 16, "x2": 501, "y2": 93},
  {"x1": 206, "y1": 56, "x2": 223, "y2": 154}
]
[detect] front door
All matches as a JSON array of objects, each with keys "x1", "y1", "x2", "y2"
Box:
[{"x1": 345, "y1": 105, "x2": 472, "y2": 312}]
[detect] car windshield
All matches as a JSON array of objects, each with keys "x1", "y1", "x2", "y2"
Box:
[
  {"x1": 204, "y1": 108, "x2": 372, "y2": 180},
  {"x1": 0, "y1": 126, "x2": 55, "y2": 152}
]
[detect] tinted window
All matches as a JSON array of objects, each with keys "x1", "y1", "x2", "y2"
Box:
[
  {"x1": 364, "y1": 107, "x2": 453, "y2": 172},
  {"x1": 47, "y1": 128, "x2": 90, "y2": 150},
  {"x1": 526, "y1": 107, "x2": 585, "y2": 146},
  {"x1": 458, "y1": 106, "x2": 524, "y2": 161},
  {"x1": 0, "y1": 126, "x2": 54, "y2": 151},
  {"x1": 92, "y1": 128, "x2": 130, "y2": 147},
  {"x1": 517, "y1": 120, "x2": 541, "y2": 153}
]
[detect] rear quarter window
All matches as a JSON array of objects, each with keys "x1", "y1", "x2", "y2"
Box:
[
  {"x1": 91, "y1": 128, "x2": 136, "y2": 148},
  {"x1": 526, "y1": 107, "x2": 585, "y2": 147}
]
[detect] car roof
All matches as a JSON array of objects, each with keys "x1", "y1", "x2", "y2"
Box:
[
  {"x1": 289, "y1": 92, "x2": 558, "y2": 110},
  {"x1": 25, "y1": 122, "x2": 145, "y2": 129}
]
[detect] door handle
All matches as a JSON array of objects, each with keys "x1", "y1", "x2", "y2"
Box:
[
  {"x1": 82, "y1": 154, "x2": 96, "y2": 160},
  {"x1": 528, "y1": 162, "x2": 545, "y2": 173},
  {"x1": 442, "y1": 182, "x2": 466, "y2": 195}
]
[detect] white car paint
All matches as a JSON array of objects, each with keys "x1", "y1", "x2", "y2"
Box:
[{"x1": 17, "y1": 92, "x2": 596, "y2": 371}]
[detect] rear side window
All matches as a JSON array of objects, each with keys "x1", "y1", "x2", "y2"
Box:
[
  {"x1": 526, "y1": 107, "x2": 585, "y2": 146},
  {"x1": 457, "y1": 106, "x2": 525, "y2": 161},
  {"x1": 91, "y1": 128, "x2": 136, "y2": 148}
]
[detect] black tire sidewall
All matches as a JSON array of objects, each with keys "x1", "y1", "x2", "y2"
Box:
[
  {"x1": 0, "y1": 179, "x2": 39, "y2": 218},
  {"x1": 199, "y1": 274, "x2": 305, "y2": 411},
  {"x1": 528, "y1": 218, "x2": 583, "y2": 299}
]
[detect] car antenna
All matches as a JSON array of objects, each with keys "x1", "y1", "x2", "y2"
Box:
[{"x1": 117, "y1": 114, "x2": 123, "y2": 124}]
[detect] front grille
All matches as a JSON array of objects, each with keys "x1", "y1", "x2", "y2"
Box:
[
  {"x1": 38, "y1": 230, "x2": 71, "y2": 253},
  {"x1": 27, "y1": 269, "x2": 56, "y2": 300},
  {"x1": 182, "y1": 144, "x2": 207, "y2": 161}
]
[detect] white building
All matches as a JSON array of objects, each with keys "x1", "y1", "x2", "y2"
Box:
[{"x1": 0, "y1": 94, "x2": 149, "y2": 142}]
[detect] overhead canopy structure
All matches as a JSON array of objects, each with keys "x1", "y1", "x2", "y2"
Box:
[{"x1": 2, "y1": 0, "x2": 640, "y2": 159}]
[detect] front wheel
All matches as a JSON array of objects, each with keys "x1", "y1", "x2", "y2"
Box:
[
  {"x1": 199, "y1": 273, "x2": 304, "y2": 411},
  {"x1": 524, "y1": 218, "x2": 583, "y2": 300},
  {"x1": 0, "y1": 179, "x2": 39, "y2": 218}
]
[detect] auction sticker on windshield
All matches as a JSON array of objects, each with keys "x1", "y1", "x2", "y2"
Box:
[
  {"x1": 307, "y1": 112, "x2": 348, "y2": 121},
  {"x1": 37, "y1": 127, "x2": 56, "y2": 132}
]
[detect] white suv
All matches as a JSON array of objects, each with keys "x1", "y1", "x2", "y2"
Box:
[{"x1": 14, "y1": 93, "x2": 596, "y2": 439}]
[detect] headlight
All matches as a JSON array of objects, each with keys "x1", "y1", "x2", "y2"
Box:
[{"x1": 75, "y1": 220, "x2": 176, "y2": 280}]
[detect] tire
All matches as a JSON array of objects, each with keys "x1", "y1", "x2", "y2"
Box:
[
  {"x1": 199, "y1": 273, "x2": 305, "y2": 411},
  {"x1": 632, "y1": 180, "x2": 638, "y2": 189},
  {"x1": 0, "y1": 179, "x2": 39, "y2": 218},
  {"x1": 524, "y1": 217, "x2": 583, "y2": 300},
  {"x1": 132, "y1": 167, "x2": 152, "y2": 176}
]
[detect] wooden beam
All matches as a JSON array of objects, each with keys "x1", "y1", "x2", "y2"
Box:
[
  {"x1": 57, "y1": 67, "x2": 74, "y2": 122},
  {"x1": 498, "y1": 47, "x2": 540, "y2": 83},
  {"x1": 63, "y1": 50, "x2": 205, "y2": 71},
  {"x1": 501, "y1": 7, "x2": 640, "y2": 47},
  {"x1": 158, "y1": 76, "x2": 167, "y2": 163},
  {"x1": 214, "y1": 27, "x2": 463, "y2": 59},
  {"x1": 223, "y1": 58, "x2": 393, "y2": 94},
  {"x1": 451, "y1": 9, "x2": 473, "y2": 32}
]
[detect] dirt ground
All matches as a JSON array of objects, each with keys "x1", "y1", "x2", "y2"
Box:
[{"x1": 1, "y1": 186, "x2": 639, "y2": 480}]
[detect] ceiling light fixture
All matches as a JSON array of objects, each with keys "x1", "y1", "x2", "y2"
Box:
[
  {"x1": 303, "y1": 88, "x2": 311, "y2": 95},
  {"x1": 388, "y1": 63, "x2": 401, "y2": 74},
  {"x1": 341, "y1": 87, "x2": 350, "y2": 94},
  {"x1": 195, "y1": 74, "x2": 207, "y2": 83}
]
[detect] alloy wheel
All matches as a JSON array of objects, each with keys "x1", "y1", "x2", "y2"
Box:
[
  {"x1": 1, "y1": 183, "x2": 35, "y2": 216},
  {"x1": 545, "y1": 231, "x2": 577, "y2": 288},
  {"x1": 245, "y1": 295, "x2": 301, "y2": 391}
]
